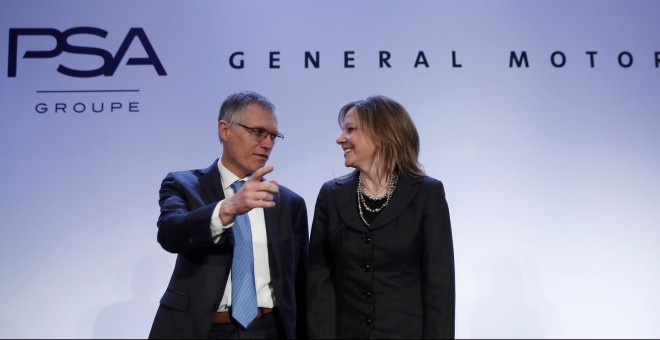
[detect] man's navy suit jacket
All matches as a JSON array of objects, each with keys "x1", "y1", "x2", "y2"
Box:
[{"x1": 149, "y1": 160, "x2": 308, "y2": 339}]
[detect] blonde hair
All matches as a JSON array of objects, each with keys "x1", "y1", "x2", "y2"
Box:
[{"x1": 338, "y1": 95, "x2": 425, "y2": 180}]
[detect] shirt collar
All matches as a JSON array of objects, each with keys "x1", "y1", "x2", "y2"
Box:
[{"x1": 217, "y1": 161, "x2": 248, "y2": 191}]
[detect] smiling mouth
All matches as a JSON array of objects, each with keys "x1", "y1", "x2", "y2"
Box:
[{"x1": 343, "y1": 147, "x2": 353, "y2": 154}]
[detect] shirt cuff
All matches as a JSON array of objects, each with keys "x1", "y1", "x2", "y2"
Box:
[{"x1": 211, "y1": 199, "x2": 234, "y2": 241}]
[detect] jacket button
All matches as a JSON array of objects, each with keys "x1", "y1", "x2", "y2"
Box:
[
  {"x1": 361, "y1": 264, "x2": 372, "y2": 272},
  {"x1": 363, "y1": 318, "x2": 373, "y2": 326},
  {"x1": 362, "y1": 235, "x2": 372, "y2": 244},
  {"x1": 363, "y1": 290, "x2": 373, "y2": 298}
]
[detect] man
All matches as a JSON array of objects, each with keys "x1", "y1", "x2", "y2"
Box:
[{"x1": 149, "y1": 91, "x2": 308, "y2": 339}]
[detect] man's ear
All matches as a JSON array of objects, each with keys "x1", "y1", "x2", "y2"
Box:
[{"x1": 218, "y1": 120, "x2": 230, "y2": 142}]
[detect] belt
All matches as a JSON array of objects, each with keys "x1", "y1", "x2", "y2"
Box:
[{"x1": 212, "y1": 307, "x2": 274, "y2": 324}]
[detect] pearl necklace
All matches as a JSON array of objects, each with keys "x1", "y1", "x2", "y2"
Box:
[{"x1": 357, "y1": 173, "x2": 399, "y2": 226}]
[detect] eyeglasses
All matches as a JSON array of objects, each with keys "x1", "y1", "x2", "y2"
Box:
[{"x1": 232, "y1": 122, "x2": 284, "y2": 144}]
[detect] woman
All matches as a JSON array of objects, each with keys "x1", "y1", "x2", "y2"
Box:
[{"x1": 307, "y1": 96, "x2": 455, "y2": 339}]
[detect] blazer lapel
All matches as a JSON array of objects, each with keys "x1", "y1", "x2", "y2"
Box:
[
  {"x1": 367, "y1": 174, "x2": 422, "y2": 230},
  {"x1": 332, "y1": 173, "x2": 370, "y2": 233},
  {"x1": 264, "y1": 190, "x2": 281, "y2": 246},
  {"x1": 199, "y1": 159, "x2": 226, "y2": 205}
]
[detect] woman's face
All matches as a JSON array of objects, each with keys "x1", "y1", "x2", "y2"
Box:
[{"x1": 336, "y1": 108, "x2": 377, "y2": 172}]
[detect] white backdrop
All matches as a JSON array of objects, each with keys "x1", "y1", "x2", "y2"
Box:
[{"x1": 1, "y1": 1, "x2": 659, "y2": 338}]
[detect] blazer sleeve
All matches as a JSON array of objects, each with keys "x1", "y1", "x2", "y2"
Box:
[
  {"x1": 306, "y1": 183, "x2": 337, "y2": 338},
  {"x1": 156, "y1": 172, "x2": 219, "y2": 253},
  {"x1": 422, "y1": 179, "x2": 456, "y2": 339}
]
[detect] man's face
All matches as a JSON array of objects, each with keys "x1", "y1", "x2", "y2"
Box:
[{"x1": 219, "y1": 103, "x2": 278, "y2": 178}]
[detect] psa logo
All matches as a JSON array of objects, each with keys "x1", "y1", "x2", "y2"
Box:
[{"x1": 8, "y1": 27, "x2": 166, "y2": 77}]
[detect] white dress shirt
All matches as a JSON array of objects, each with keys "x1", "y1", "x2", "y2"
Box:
[{"x1": 210, "y1": 162, "x2": 274, "y2": 312}]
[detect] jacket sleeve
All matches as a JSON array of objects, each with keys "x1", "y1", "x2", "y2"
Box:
[
  {"x1": 306, "y1": 183, "x2": 337, "y2": 338},
  {"x1": 156, "y1": 172, "x2": 219, "y2": 253},
  {"x1": 422, "y1": 180, "x2": 456, "y2": 339}
]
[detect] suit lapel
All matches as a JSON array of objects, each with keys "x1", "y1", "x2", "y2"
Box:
[
  {"x1": 368, "y1": 174, "x2": 422, "y2": 230},
  {"x1": 332, "y1": 173, "x2": 370, "y2": 233},
  {"x1": 264, "y1": 189, "x2": 283, "y2": 299},
  {"x1": 198, "y1": 159, "x2": 233, "y2": 252},
  {"x1": 199, "y1": 159, "x2": 225, "y2": 204},
  {"x1": 264, "y1": 190, "x2": 281, "y2": 246}
]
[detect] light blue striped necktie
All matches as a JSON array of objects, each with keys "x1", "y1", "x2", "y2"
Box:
[{"x1": 230, "y1": 180, "x2": 258, "y2": 329}]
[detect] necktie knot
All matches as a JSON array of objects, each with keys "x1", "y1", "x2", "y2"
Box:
[{"x1": 231, "y1": 180, "x2": 245, "y2": 193}]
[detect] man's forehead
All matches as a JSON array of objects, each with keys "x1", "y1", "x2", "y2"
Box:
[{"x1": 243, "y1": 106, "x2": 278, "y2": 127}]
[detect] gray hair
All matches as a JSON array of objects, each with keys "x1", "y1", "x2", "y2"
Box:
[{"x1": 218, "y1": 91, "x2": 276, "y2": 123}]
